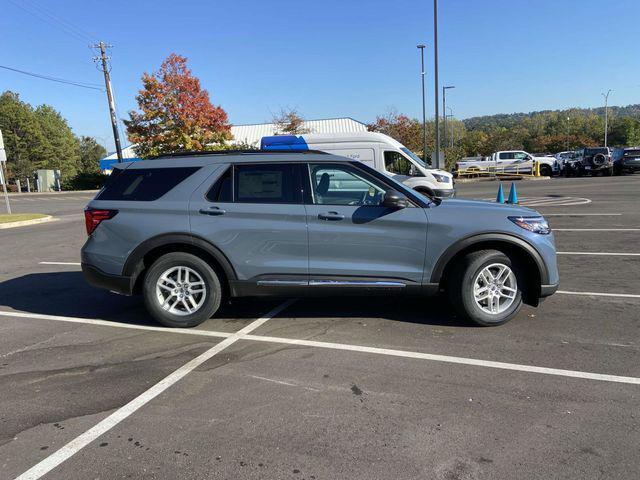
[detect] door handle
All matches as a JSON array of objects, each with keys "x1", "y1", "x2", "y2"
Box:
[
  {"x1": 199, "y1": 207, "x2": 226, "y2": 216},
  {"x1": 318, "y1": 212, "x2": 345, "y2": 221}
]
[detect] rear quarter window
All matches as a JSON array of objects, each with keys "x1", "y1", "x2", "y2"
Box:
[{"x1": 96, "y1": 167, "x2": 200, "y2": 201}]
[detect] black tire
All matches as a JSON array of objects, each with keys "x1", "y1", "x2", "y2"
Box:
[
  {"x1": 447, "y1": 249, "x2": 523, "y2": 326},
  {"x1": 613, "y1": 165, "x2": 623, "y2": 176},
  {"x1": 539, "y1": 164, "x2": 552, "y2": 177},
  {"x1": 142, "y1": 252, "x2": 222, "y2": 327},
  {"x1": 602, "y1": 167, "x2": 613, "y2": 177}
]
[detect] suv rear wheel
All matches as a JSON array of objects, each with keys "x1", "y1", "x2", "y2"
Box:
[
  {"x1": 143, "y1": 252, "x2": 222, "y2": 327},
  {"x1": 448, "y1": 250, "x2": 523, "y2": 326}
]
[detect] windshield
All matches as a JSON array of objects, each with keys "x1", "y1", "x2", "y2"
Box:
[{"x1": 400, "y1": 147, "x2": 429, "y2": 169}]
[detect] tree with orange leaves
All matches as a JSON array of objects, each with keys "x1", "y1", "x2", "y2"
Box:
[{"x1": 125, "y1": 54, "x2": 232, "y2": 157}]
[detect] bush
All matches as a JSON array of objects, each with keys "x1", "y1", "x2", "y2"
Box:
[{"x1": 61, "y1": 172, "x2": 109, "y2": 191}]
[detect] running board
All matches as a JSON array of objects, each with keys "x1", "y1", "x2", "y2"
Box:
[
  {"x1": 257, "y1": 280, "x2": 406, "y2": 288},
  {"x1": 308, "y1": 280, "x2": 405, "y2": 288}
]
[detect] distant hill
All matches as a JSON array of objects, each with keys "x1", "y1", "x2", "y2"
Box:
[{"x1": 463, "y1": 104, "x2": 640, "y2": 131}]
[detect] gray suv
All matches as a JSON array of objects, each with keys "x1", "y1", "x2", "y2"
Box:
[{"x1": 82, "y1": 151, "x2": 558, "y2": 327}]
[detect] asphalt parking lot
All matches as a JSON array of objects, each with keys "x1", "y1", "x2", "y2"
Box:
[{"x1": 1, "y1": 176, "x2": 639, "y2": 480}]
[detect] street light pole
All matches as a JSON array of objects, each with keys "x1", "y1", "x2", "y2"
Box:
[
  {"x1": 433, "y1": 0, "x2": 440, "y2": 169},
  {"x1": 417, "y1": 44, "x2": 428, "y2": 164},
  {"x1": 602, "y1": 89, "x2": 612, "y2": 147},
  {"x1": 443, "y1": 85, "x2": 455, "y2": 151},
  {"x1": 446, "y1": 106, "x2": 454, "y2": 147}
]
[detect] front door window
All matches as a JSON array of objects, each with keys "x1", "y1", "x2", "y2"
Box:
[{"x1": 307, "y1": 163, "x2": 386, "y2": 206}]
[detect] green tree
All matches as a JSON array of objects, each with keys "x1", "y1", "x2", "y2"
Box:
[
  {"x1": 34, "y1": 105, "x2": 81, "y2": 178},
  {"x1": 78, "y1": 136, "x2": 107, "y2": 173},
  {"x1": 0, "y1": 91, "x2": 45, "y2": 179},
  {"x1": 367, "y1": 111, "x2": 430, "y2": 158},
  {"x1": 125, "y1": 53, "x2": 232, "y2": 158}
]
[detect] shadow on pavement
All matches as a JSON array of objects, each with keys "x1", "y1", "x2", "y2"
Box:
[
  {"x1": 266, "y1": 295, "x2": 471, "y2": 328},
  {"x1": 0, "y1": 272, "x2": 470, "y2": 329},
  {"x1": 0, "y1": 271, "x2": 278, "y2": 327}
]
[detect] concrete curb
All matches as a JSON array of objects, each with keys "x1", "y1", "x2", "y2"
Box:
[
  {"x1": 455, "y1": 176, "x2": 551, "y2": 184},
  {"x1": 7, "y1": 190, "x2": 99, "y2": 197},
  {"x1": 0, "y1": 215, "x2": 55, "y2": 229}
]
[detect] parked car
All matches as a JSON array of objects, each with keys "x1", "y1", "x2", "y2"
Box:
[
  {"x1": 456, "y1": 151, "x2": 558, "y2": 177},
  {"x1": 82, "y1": 151, "x2": 559, "y2": 328},
  {"x1": 613, "y1": 147, "x2": 640, "y2": 175},
  {"x1": 554, "y1": 151, "x2": 579, "y2": 171},
  {"x1": 579, "y1": 147, "x2": 614, "y2": 176},
  {"x1": 260, "y1": 132, "x2": 455, "y2": 199}
]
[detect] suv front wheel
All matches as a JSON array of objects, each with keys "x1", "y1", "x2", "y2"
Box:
[
  {"x1": 143, "y1": 252, "x2": 222, "y2": 327},
  {"x1": 448, "y1": 250, "x2": 523, "y2": 326}
]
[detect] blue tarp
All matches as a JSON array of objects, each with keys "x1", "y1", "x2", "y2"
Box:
[
  {"x1": 99, "y1": 157, "x2": 141, "y2": 172},
  {"x1": 260, "y1": 135, "x2": 310, "y2": 151}
]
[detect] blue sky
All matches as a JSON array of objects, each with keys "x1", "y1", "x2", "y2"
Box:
[{"x1": 1, "y1": 0, "x2": 638, "y2": 151}]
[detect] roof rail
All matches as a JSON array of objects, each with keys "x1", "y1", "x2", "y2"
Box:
[{"x1": 150, "y1": 149, "x2": 328, "y2": 159}]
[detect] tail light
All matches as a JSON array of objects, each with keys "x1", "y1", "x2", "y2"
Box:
[{"x1": 84, "y1": 207, "x2": 118, "y2": 235}]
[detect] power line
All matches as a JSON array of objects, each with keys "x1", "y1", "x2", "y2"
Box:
[
  {"x1": 7, "y1": 0, "x2": 97, "y2": 43},
  {"x1": 0, "y1": 64, "x2": 104, "y2": 91}
]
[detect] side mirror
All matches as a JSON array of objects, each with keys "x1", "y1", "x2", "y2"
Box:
[{"x1": 382, "y1": 189, "x2": 408, "y2": 209}]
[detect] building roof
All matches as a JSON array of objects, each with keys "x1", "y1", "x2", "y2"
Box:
[
  {"x1": 100, "y1": 117, "x2": 368, "y2": 162},
  {"x1": 230, "y1": 117, "x2": 367, "y2": 146}
]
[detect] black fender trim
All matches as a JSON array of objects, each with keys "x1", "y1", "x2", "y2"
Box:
[
  {"x1": 122, "y1": 233, "x2": 238, "y2": 284},
  {"x1": 82, "y1": 263, "x2": 134, "y2": 296},
  {"x1": 429, "y1": 233, "x2": 549, "y2": 285}
]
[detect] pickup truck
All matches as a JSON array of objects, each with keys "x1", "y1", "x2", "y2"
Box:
[{"x1": 456, "y1": 151, "x2": 558, "y2": 176}]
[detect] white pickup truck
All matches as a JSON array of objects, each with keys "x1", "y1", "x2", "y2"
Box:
[{"x1": 456, "y1": 151, "x2": 558, "y2": 176}]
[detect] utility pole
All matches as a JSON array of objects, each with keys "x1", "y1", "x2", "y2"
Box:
[
  {"x1": 93, "y1": 41, "x2": 123, "y2": 162},
  {"x1": 0, "y1": 129, "x2": 10, "y2": 215},
  {"x1": 602, "y1": 89, "x2": 612, "y2": 148},
  {"x1": 443, "y1": 85, "x2": 455, "y2": 151},
  {"x1": 433, "y1": 0, "x2": 440, "y2": 169},
  {"x1": 417, "y1": 44, "x2": 428, "y2": 164},
  {"x1": 566, "y1": 116, "x2": 570, "y2": 150}
]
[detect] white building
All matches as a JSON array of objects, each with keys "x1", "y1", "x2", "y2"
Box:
[
  {"x1": 99, "y1": 117, "x2": 368, "y2": 171},
  {"x1": 231, "y1": 117, "x2": 367, "y2": 147}
]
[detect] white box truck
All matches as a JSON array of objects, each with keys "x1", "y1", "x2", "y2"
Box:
[{"x1": 260, "y1": 132, "x2": 455, "y2": 198}]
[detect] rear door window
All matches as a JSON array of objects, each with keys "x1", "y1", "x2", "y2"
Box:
[
  {"x1": 206, "y1": 167, "x2": 232, "y2": 202},
  {"x1": 96, "y1": 167, "x2": 200, "y2": 201},
  {"x1": 233, "y1": 163, "x2": 301, "y2": 204}
]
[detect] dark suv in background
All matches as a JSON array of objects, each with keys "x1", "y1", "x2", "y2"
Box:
[
  {"x1": 82, "y1": 151, "x2": 558, "y2": 328},
  {"x1": 613, "y1": 147, "x2": 640, "y2": 175}
]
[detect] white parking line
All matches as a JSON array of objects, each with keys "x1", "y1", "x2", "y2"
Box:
[
  {"x1": 554, "y1": 229, "x2": 640, "y2": 232},
  {"x1": 13, "y1": 299, "x2": 295, "y2": 480},
  {"x1": 557, "y1": 290, "x2": 640, "y2": 299},
  {"x1": 3, "y1": 298, "x2": 640, "y2": 392},
  {"x1": 0, "y1": 310, "x2": 231, "y2": 339},
  {"x1": 38, "y1": 262, "x2": 81, "y2": 266},
  {"x1": 557, "y1": 252, "x2": 640, "y2": 256},
  {"x1": 243, "y1": 334, "x2": 640, "y2": 385},
  {"x1": 543, "y1": 213, "x2": 622, "y2": 216}
]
